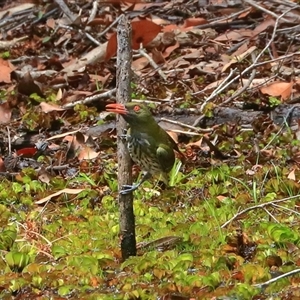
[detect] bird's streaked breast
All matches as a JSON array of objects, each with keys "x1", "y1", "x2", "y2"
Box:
[{"x1": 127, "y1": 135, "x2": 162, "y2": 176}]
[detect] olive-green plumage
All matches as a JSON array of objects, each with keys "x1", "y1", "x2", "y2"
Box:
[{"x1": 106, "y1": 102, "x2": 180, "y2": 194}]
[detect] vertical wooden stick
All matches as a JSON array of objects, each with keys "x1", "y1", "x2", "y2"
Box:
[{"x1": 116, "y1": 15, "x2": 136, "y2": 259}]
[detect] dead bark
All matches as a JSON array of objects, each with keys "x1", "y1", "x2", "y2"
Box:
[{"x1": 116, "y1": 15, "x2": 136, "y2": 260}]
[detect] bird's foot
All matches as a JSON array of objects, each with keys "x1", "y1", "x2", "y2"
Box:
[
  {"x1": 119, "y1": 184, "x2": 139, "y2": 195},
  {"x1": 119, "y1": 134, "x2": 127, "y2": 142},
  {"x1": 119, "y1": 173, "x2": 150, "y2": 194}
]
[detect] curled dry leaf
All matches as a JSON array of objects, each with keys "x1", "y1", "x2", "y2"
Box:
[{"x1": 17, "y1": 71, "x2": 44, "y2": 97}]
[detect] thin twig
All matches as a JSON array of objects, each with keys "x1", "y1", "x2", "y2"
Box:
[
  {"x1": 199, "y1": 68, "x2": 237, "y2": 106},
  {"x1": 138, "y1": 48, "x2": 167, "y2": 81},
  {"x1": 58, "y1": 24, "x2": 101, "y2": 46},
  {"x1": 221, "y1": 52, "x2": 257, "y2": 105},
  {"x1": 253, "y1": 269, "x2": 300, "y2": 288},
  {"x1": 255, "y1": 51, "x2": 300, "y2": 68},
  {"x1": 262, "y1": 106, "x2": 296, "y2": 150},
  {"x1": 169, "y1": 129, "x2": 202, "y2": 136},
  {"x1": 272, "y1": 203, "x2": 300, "y2": 216},
  {"x1": 244, "y1": 0, "x2": 290, "y2": 22},
  {"x1": 6, "y1": 126, "x2": 11, "y2": 155},
  {"x1": 87, "y1": 0, "x2": 98, "y2": 24},
  {"x1": 262, "y1": 207, "x2": 279, "y2": 223},
  {"x1": 54, "y1": 0, "x2": 76, "y2": 23},
  {"x1": 160, "y1": 117, "x2": 213, "y2": 133},
  {"x1": 62, "y1": 89, "x2": 116, "y2": 109},
  {"x1": 209, "y1": 7, "x2": 252, "y2": 25},
  {"x1": 221, "y1": 194, "x2": 300, "y2": 228},
  {"x1": 98, "y1": 15, "x2": 123, "y2": 38},
  {"x1": 84, "y1": 32, "x2": 101, "y2": 46}
]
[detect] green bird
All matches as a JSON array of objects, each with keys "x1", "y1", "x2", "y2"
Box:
[{"x1": 106, "y1": 102, "x2": 181, "y2": 194}]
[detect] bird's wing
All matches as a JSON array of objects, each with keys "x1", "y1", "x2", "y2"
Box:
[
  {"x1": 135, "y1": 132, "x2": 175, "y2": 170},
  {"x1": 156, "y1": 143, "x2": 175, "y2": 174}
]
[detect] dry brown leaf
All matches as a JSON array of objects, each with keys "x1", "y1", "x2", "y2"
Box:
[
  {"x1": 182, "y1": 17, "x2": 207, "y2": 28},
  {"x1": 238, "y1": 7, "x2": 252, "y2": 18},
  {"x1": 222, "y1": 46, "x2": 256, "y2": 72},
  {"x1": 63, "y1": 134, "x2": 99, "y2": 161},
  {"x1": 106, "y1": 20, "x2": 161, "y2": 61},
  {"x1": 63, "y1": 135, "x2": 81, "y2": 149},
  {"x1": 187, "y1": 137, "x2": 203, "y2": 148},
  {"x1": 89, "y1": 74, "x2": 110, "y2": 86},
  {"x1": 231, "y1": 42, "x2": 250, "y2": 57},
  {"x1": 78, "y1": 146, "x2": 99, "y2": 160},
  {"x1": 253, "y1": 18, "x2": 275, "y2": 36},
  {"x1": 132, "y1": 56, "x2": 149, "y2": 71},
  {"x1": 46, "y1": 18, "x2": 56, "y2": 29},
  {"x1": 35, "y1": 188, "x2": 84, "y2": 204},
  {"x1": 56, "y1": 89, "x2": 63, "y2": 101},
  {"x1": 162, "y1": 42, "x2": 180, "y2": 58},
  {"x1": 40, "y1": 102, "x2": 65, "y2": 113},
  {"x1": 0, "y1": 157, "x2": 5, "y2": 172},
  {"x1": 166, "y1": 131, "x2": 179, "y2": 143},
  {"x1": 288, "y1": 169, "x2": 296, "y2": 181},
  {"x1": 202, "y1": 79, "x2": 225, "y2": 93},
  {"x1": 38, "y1": 167, "x2": 52, "y2": 184},
  {"x1": 215, "y1": 29, "x2": 254, "y2": 42},
  {"x1": 0, "y1": 58, "x2": 14, "y2": 83},
  {"x1": 162, "y1": 24, "x2": 179, "y2": 32},
  {"x1": 0, "y1": 103, "x2": 12, "y2": 124},
  {"x1": 217, "y1": 195, "x2": 228, "y2": 202},
  {"x1": 17, "y1": 71, "x2": 43, "y2": 97},
  {"x1": 152, "y1": 49, "x2": 165, "y2": 64},
  {"x1": 260, "y1": 81, "x2": 293, "y2": 100},
  {"x1": 134, "y1": 2, "x2": 166, "y2": 13}
]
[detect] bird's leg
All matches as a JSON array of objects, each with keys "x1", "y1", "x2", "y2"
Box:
[{"x1": 120, "y1": 172, "x2": 152, "y2": 194}]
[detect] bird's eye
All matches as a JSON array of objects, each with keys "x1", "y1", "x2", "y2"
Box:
[{"x1": 133, "y1": 105, "x2": 140, "y2": 112}]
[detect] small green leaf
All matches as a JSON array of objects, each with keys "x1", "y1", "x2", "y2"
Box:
[
  {"x1": 5, "y1": 252, "x2": 31, "y2": 271},
  {"x1": 52, "y1": 245, "x2": 67, "y2": 259}
]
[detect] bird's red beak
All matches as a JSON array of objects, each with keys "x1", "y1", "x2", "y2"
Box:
[{"x1": 105, "y1": 103, "x2": 127, "y2": 115}]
